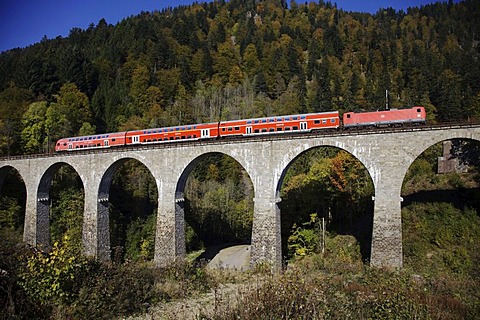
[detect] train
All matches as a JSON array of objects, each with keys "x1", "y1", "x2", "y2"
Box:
[{"x1": 55, "y1": 106, "x2": 426, "y2": 152}]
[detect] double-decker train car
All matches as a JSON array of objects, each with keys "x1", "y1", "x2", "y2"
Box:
[
  {"x1": 343, "y1": 106, "x2": 426, "y2": 128},
  {"x1": 55, "y1": 131, "x2": 127, "y2": 151},
  {"x1": 54, "y1": 111, "x2": 340, "y2": 151},
  {"x1": 219, "y1": 111, "x2": 340, "y2": 136}
]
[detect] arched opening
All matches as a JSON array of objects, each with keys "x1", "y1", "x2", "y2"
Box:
[
  {"x1": 278, "y1": 147, "x2": 374, "y2": 263},
  {"x1": 49, "y1": 165, "x2": 85, "y2": 250},
  {"x1": 102, "y1": 159, "x2": 158, "y2": 263},
  {"x1": 37, "y1": 163, "x2": 84, "y2": 250},
  {"x1": 401, "y1": 138, "x2": 480, "y2": 277},
  {"x1": 178, "y1": 152, "x2": 254, "y2": 268},
  {"x1": 0, "y1": 166, "x2": 26, "y2": 241}
]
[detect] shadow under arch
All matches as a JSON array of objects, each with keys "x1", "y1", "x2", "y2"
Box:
[
  {"x1": 97, "y1": 157, "x2": 158, "y2": 262},
  {"x1": 36, "y1": 162, "x2": 85, "y2": 249},
  {"x1": 0, "y1": 165, "x2": 27, "y2": 236},
  {"x1": 176, "y1": 152, "x2": 254, "y2": 262},
  {"x1": 276, "y1": 145, "x2": 375, "y2": 262}
]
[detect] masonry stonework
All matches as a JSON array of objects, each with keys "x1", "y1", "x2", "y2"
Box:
[{"x1": 1, "y1": 125, "x2": 479, "y2": 269}]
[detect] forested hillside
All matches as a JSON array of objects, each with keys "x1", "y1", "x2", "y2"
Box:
[{"x1": 0, "y1": 0, "x2": 479, "y2": 156}]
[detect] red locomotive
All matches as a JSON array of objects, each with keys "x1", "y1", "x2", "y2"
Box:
[
  {"x1": 343, "y1": 106, "x2": 426, "y2": 128},
  {"x1": 54, "y1": 107, "x2": 426, "y2": 152}
]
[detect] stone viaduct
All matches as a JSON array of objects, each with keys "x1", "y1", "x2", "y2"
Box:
[{"x1": 1, "y1": 124, "x2": 479, "y2": 269}]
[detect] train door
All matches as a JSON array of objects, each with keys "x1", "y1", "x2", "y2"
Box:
[
  {"x1": 246, "y1": 127, "x2": 252, "y2": 134},
  {"x1": 104, "y1": 140, "x2": 109, "y2": 147},
  {"x1": 68, "y1": 143, "x2": 73, "y2": 150},
  {"x1": 300, "y1": 122, "x2": 308, "y2": 130},
  {"x1": 132, "y1": 136, "x2": 140, "y2": 144},
  {"x1": 201, "y1": 129, "x2": 210, "y2": 138}
]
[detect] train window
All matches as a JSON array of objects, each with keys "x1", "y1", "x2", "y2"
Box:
[
  {"x1": 164, "y1": 138, "x2": 169, "y2": 141},
  {"x1": 293, "y1": 126, "x2": 298, "y2": 130},
  {"x1": 62, "y1": 143, "x2": 66, "y2": 146},
  {"x1": 188, "y1": 126, "x2": 192, "y2": 130},
  {"x1": 254, "y1": 120, "x2": 259, "y2": 124},
  {"x1": 314, "y1": 120, "x2": 320, "y2": 124},
  {"x1": 417, "y1": 108, "x2": 421, "y2": 112},
  {"x1": 222, "y1": 128, "x2": 226, "y2": 132},
  {"x1": 301, "y1": 116, "x2": 306, "y2": 119},
  {"x1": 331, "y1": 119, "x2": 336, "y2": 123},
  {"x1": 346, "y1": 114, "x2": 351, "y2": 118},
  {"x1": 269, "y1": 128, "x2": 275, "y2": 132},
  {"x1": 194, "y1": 126, "x2": 197, "y2": 129},
  {"x1": 247, "y1": 120, "x2": 252, "y2": 124},
  {"x1": 262, "y1": 128, "x2": 267, "y2": 132},
  {"x1": 112, "y1": 138, "x2": 115, "y2": 142},
  {"x1": 175, "y1": 137, "x2": 180, "y2": 140},
  {"x1": 228, "y1": 127, "x2": 233, "y2": 131},
  {"x1": 262, "y1": 119, "x2": 267, "y2": 123},
  {"x1": 285, "y1": 117, "x2": 290, "y2": 121},
  {"x1": 254, "y1": 129, "x2": 260, "y2": 133},
  {"x1": 193, "y1": 135, "x2": 197, "y2": 138},
  {"x1": 285, "y1": 127, "x2": 291, "y2": 131},
  {"x1": 187, "y1": 135, "x2": 191, "y2": 139},
  {"x1": 277, "y1": 127, "x2": 282, "y2": 131},
  {"x1": 181, "y1": 136, "x2": 185, "y2": 139},
  {"x1": 235, "y1": 126, "x2": 240, "y2": 130},
  {"x1": 322, "y1": 120, "x2": 327, "y2": 124},
  {"x1": 293, "y1": 116, "x2": 298, "y2": 120}
]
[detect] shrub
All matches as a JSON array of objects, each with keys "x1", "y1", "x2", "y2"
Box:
[{"x1": 19, "y1": 235, "x2": 88, "y2": 306}]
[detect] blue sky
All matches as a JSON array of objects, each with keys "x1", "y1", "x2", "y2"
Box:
[{"x1": 0, "y1": 0, "x2": 453, "y2": 53}]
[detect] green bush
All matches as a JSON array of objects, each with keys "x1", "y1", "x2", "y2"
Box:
[
  {"x1": 0, "y1": 230, "x2": 49, "y2": 319},
  {"x1": 19, "y1": 235, "x2": 88, "y2": 306}
]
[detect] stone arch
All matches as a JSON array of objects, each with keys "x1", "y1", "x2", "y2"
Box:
[
  {"x1": 175, "y1": 151, "x2": 255, "y2": 252},
  {"x1": 0, "y1": 165, "x2": 27, "y2": 235},
  {"x1": 36, "y1": 162, "x2": 85, "y2": 249},
  {"x1": 97, "y1": 157, "x2": 158, "y2": 262},
  {"x1": 275, "y1": 141, "x2": 374, "y2": 199},
  {"x1": 404, "y1": 134, "x2": 480, "y2": 181},
  {"x1": 275, "y1": 144, "x2": 375, "y2": 260},
  {"x1": 400, "y1": 133, "x2": 480, "y2": 273},
  {"x1": 0, "y1": 165, "x2": 25, "y2": 196}
]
